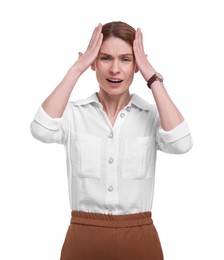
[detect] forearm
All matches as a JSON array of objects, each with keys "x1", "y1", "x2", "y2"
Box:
[
  {"x1": 151, "y1": 81, "x2": 184, "y2": 131},
  {"x1": 133, "y1": 28, "x2": 185, "y2": 131},
  {"x1": 138, "y1": 62, "x2": 184, "y2": 131},
  {"x1": 42, "y1": 64, "x2": 82, "y2": 118},
  {"x1": 41, "y1": 24, "x2": 103, "y2": 118}
]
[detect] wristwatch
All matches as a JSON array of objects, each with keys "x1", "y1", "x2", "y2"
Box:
[{"x1": 147, "y1": 72, "x2": 163, "y2": 89}]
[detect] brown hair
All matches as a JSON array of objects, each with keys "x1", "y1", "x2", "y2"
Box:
[{"x1": 102, "y1": 21, "x2": 136, "y2": 47}]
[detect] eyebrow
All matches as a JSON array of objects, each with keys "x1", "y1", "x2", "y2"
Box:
[{"x1": 98, "y1": 52, "x2": 134, "y2": 57}]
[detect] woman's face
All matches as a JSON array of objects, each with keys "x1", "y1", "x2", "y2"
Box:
[{"x1": 92, "y1": 36, "x2": 138, "y2": 96}]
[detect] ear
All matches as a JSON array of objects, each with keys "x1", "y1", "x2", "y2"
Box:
[
  {"x1": 91, "y1": 63, "x2": 96, "y2": 71},
  {"x1": 135, "y1": 65, "x2": 139, "y2": 73}
]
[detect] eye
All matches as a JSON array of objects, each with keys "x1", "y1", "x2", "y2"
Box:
[
  {"x1": 100, "y1": 56, "x2": 111, "y2": 61},
  {"x1": 121, "y1": 57, "x2": 132, "y2": 62}
]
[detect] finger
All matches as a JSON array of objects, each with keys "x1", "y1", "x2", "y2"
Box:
[
  {"x1": 137, "y1": 28, "x2": 144, "y2": 53},
  {"x1": 133, "y1": 29, "x2": 142, "y2": 55},
  {"x1": 88, "y1": 23, "x2": 103, "y2": 50},
  {"x1": 134, "y1": 29, "x2": 141, "y2": 48}
]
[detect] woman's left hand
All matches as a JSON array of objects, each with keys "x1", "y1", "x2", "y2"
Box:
[{"x1": 133, "y1": 28, "x2": 156, "y2": 82}]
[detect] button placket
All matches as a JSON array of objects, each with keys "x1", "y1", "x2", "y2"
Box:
[
  {"x1": 107, "y1": 130, "x2": 114, "y2": 165},
  {"x1": 105, "y1": 127, "x2": 118, "y2": 208}
]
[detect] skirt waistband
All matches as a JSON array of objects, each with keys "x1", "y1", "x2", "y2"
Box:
[{"x1": 70, "y1": 211, "x2": 153, "y2": 228}]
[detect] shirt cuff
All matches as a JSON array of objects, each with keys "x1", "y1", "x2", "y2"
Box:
[
  {"x1": 34, "y1": 106, "x2": 64, "y2": 131},
  {"x1": 158, "y1": 120, "x2": 191, "y2": 143}
]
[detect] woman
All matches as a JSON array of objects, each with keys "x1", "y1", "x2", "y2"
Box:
[{"x1": 31, "y1": 21, "x2": 193, "y2": 260}]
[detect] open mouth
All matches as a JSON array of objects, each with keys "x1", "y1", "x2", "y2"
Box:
[{"x1": 107, "y1": 79, "x2": 123, "y2": 83}]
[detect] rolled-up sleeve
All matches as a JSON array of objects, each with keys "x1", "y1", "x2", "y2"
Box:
[
  {"x1": 156, "y1": 120, "x2": 193, "y2": 154},
  {"x1": 30, "y1": 106, "x2": 69, "y2": 144}
]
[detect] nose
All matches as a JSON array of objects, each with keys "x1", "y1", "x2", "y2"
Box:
[{"x1": 109, "y1": 60, "x2": 120, "y2": 75}]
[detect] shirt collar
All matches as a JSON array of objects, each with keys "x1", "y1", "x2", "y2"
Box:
[
  {"x1": 74, "y1": 92, "x2": 151, "y2": 111},
  {"x1": 73, "y1": 93, "x2": 103, "y2": 108},
  {"x1": 129, "y1": 94, "x2": 151, "y2": 111}
]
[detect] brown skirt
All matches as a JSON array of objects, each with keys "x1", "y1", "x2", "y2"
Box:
[{"x1": 60, "y1": 211, "x2": 164, "y2": 260}]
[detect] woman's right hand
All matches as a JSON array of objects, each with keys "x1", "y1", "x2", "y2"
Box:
[
  {"x1": 41, "y1": 24, "x2": 103, "y2": 118},
  {"x1": 74, "y1": 23, "x2": 103, "y2": 74}
]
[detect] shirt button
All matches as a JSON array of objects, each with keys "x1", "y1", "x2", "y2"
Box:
[
  {"x1": 108, "y1": 157, "x2": 113, "y2": 164},
  {"x1": 108, "y1": 185, "x2": 113, "y2": 192},
  {"x1": 108, "y1": 132, "x2": 113, "y2": 138},
  {"x1": 126, "y1": 106, "x2": 132, "y2": 112},
  {"x1": 120, "y1": 113, "x2": 125, "y2": 118}
]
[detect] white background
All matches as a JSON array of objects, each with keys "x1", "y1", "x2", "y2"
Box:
[{"x1": 1, "y1": 0, "x2": 223, "y2": 259}]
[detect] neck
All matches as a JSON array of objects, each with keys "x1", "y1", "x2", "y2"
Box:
[{"x1": 97, "y1": 90, "x2": 131, "y2": 126}]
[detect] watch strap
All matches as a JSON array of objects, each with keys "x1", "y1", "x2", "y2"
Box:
[{"x1": 147, "y1": 74, "x2": 158, "y2": 89}]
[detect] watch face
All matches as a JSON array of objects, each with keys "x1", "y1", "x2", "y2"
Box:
[{"x1": 156, "y1": 72, "x2": 163, "y2": 82}]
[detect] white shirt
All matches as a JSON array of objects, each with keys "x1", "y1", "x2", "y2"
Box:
[{"x1": 31, "y1": 93, "x2": 193, "y2": 215}]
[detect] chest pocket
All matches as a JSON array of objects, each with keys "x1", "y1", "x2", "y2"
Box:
[
  {"x1": 71, "y1": 134, "x2": 101, "y2": 179},
  {"x1": 122, "y1": 136, "x2": 154, "y2": 180}
]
